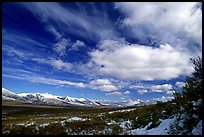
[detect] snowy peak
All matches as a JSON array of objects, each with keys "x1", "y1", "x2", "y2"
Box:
[
  {"x1": 2, "y1": 88, "x2": 104, "y2": 107},
  {"x1": 2, "y1": 88, "x2": 17, "y2": 96},
  {"x1": 2, "y1": 88, "x2": 25, "y2": 101}
]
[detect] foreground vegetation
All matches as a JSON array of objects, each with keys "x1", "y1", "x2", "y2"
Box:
[
  {"x1": 2, "y1": 98, "x2": 201, "y2": 135},
  {"x1": 2, "y1": 100, "x2": 175, "y2": 135}
]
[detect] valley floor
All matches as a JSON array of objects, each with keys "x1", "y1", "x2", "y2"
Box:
[{"x1": 2, "y1": 100, "x2": 202, "y2": 135}]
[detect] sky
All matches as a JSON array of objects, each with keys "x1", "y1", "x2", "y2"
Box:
[{"x1": 2, "y1": 2, "x2": 202, "y2": 102}]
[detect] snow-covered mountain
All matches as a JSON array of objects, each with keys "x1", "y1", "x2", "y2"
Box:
[
  {"x1": 2, "y1": 88, "x2": 27, "y2": 101},
  {"x1": 2, "y1": 88, "x2": 104, "y2": 107},
  {"x1": 2, "y1": 88, "x2": 174, "y2": 107}
]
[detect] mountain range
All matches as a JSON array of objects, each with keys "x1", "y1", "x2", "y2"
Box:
[
  {"x1": 2, "y1": 88, "x2": 104, "y2": 107},
  {"x1": 2, "y1": 88, "x2": 174, "y2": 107}
]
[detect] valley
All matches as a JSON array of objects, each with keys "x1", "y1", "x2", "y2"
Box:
[
  {"x1": 2, "y1": 99, "x2": 202, "y2": 135},
  {"x1": 2, "y1": 87, "x2": 202, "y2": 135}
]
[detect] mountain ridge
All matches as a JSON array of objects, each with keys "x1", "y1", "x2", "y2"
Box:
[
  {"x1": 2, "y1": 88, "x2": 174, "y2": 107},
  {"x1": 2, "y1": 88, "x2": 104, "y2": 107}
]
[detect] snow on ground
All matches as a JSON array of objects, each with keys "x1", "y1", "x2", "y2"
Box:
[
  {"x1": 192, "y1": 99, "x2": 202, "y2": 107},
  {"x1": 108, "y1": 108, "x2": 136, "y2": 114},
  {"x1": 107, "y1": 120, "x2": 117, "y2": 125},
  {"x1": 128, "y1": 116, "x2": 176, "y2": 135},
  {"x1": 118, "y1": 120, "x2": 132, "y2": 130},
  {"x1": 67, "y1": 117, "x2": 89, "y2": 121},
  {"x1": 192, "y1": 120, "x2": 202, "y2": 135},
  {"x1": 2, "y1": 96, "x2": 16, "y2": 101},
  {"x1": 60, "y1": 117, "x2": 89, "y2": 126}
]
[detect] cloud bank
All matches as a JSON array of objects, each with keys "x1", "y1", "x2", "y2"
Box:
[{"x1": 88, "y1": 40, "x2": 193, "y2": 81}]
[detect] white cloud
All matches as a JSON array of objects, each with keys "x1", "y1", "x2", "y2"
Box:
[
  {"x1": 151, "y1": 96, "x2": 175, "y2": 102},
  {"x1": 105, "y1": 90, "x2": 131, "y2": 96},
  {"x1": 92, "y1": 84, "x2": 118, "y2": 92},
  {"x1": 88, "y1": 40, "x2": 193, "y2": 81},
  {"x1": 151, "y1": 84, "x2": 172, "y2": 91},
  {"x1": 105, "y1": 91, "x2": 122, "y2": 96},
  {"x1": 130, "y1": 85, "x2": 144, "y2": 89},
  {"x1": 90, "y1": 79, "x2": 112, "y2": 85},
  {"x1": 166, "y1": 90, "x2": 176, "y2": 95},
  {"x1": 89, "y1": 79, "x2": 118, "y2": 92},
  {"x1": 137, "y1": 83, "x2": 173, "y2": 94},
  {"x1": 53, "y1": 38, "x2": 70, "y2": 56},
  {"x1": 124, "y1": 90, "x2": 130, "y2": 94},
  {"x1": 175, "y1": 81, "x2": 186, "y2": 88},
  {"x1": 138, "y1": 90, "x2": 148, "y2": 95},
  {"x1": 115, "y1": 2, "x2": 202, "y2": 47},
  {"x1": 39, "y1": 78, "x2": 86, "y2": 88},
  {"x1": 71, "y1": 40, "x2": 86, "y2": 51},
  {"x1": 33, "y1": 58, "x2": 72, "y2": 71}
]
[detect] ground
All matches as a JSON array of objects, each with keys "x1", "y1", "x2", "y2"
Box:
[{"x1": 2, "y1": 100, "x2": 202, "y2": 135}]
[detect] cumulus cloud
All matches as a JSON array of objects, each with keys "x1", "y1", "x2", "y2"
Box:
[
  {"x1": 166, "y1": 90, "x2": 176, "y2": 95},
  {"x1": 33, "y1": 58, "x2": 72, "y2": 71},
  {"x1": 124, "y1": 90, "x2": 130, "y2": 94},
  {"x1": 137, "y1": 83, "x2": 173, "y2": 94},
  {"x1": 105, "y1": 90, "x2": 130, "y2": 96},
  {"x1": 90, "y1": 79, "x2": 112, "y2": 85},
  {"x1": 130, "y1": 85, "x2": 144, "y2": 89},
  {"x1": 115, "y1": 2, "x2": 202, "y2": 47},
  {"x1": 150, "y1": 96, "x2": 175, "y2": 103},
  {"x1": 175, "y1": 81, "x2": 186, "y2": 88},
  {"x1": 151, "y1": 84, "x2": 172, "y2": 91},
  {"x1": 71, "y1": 40, "x2": 86, "y2": 51},
  {"x1": 88, "y1": 39, "x2": 193, "y2": 81},
  {"x1": 137, "y1": 90, "x2": 148, "y2": 95},
  {"x1": 89, "y1": 79, "x2": 118, "y2": 92},
  {"x1": 92, "y1": 84, "x2": 118, "y2": 92},
  {"x1": 53, "y1": 38, "x2": 70, "y2": 56}
]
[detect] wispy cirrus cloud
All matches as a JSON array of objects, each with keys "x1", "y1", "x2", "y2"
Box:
[
  {"x1": 3, "y1": 29, "x2": 49, "y2": 49},
  {"x1": 46, "y1": 25, "x2": 62, "y2": 40},
  {"x1": 3, "y1": 71, "x2": 86, "y2": 88},
  {"x1": 20, "y1": 2, "x2": 119, "y2": 41},
  {"x1": 2, "y1": 45, "x2": 34, "y2": 59}
]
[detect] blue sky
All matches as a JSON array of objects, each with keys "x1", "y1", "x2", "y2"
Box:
[{"x1": 2, "y1": 2, "x2": 202, "y2": 102}]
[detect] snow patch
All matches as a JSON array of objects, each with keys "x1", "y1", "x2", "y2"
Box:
[
  {"x1": 192, "y1": 120, "x2": 202, "y2": 135},
  {"x1": 108, "y1": 108, "x2": 136, "y2": 114},
  {"x1": 68, "y1": 117, "x2": 87, "y2": 121},
  {"x1": 128, "y1": 116, "x2": 176, "y2": 135}
]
